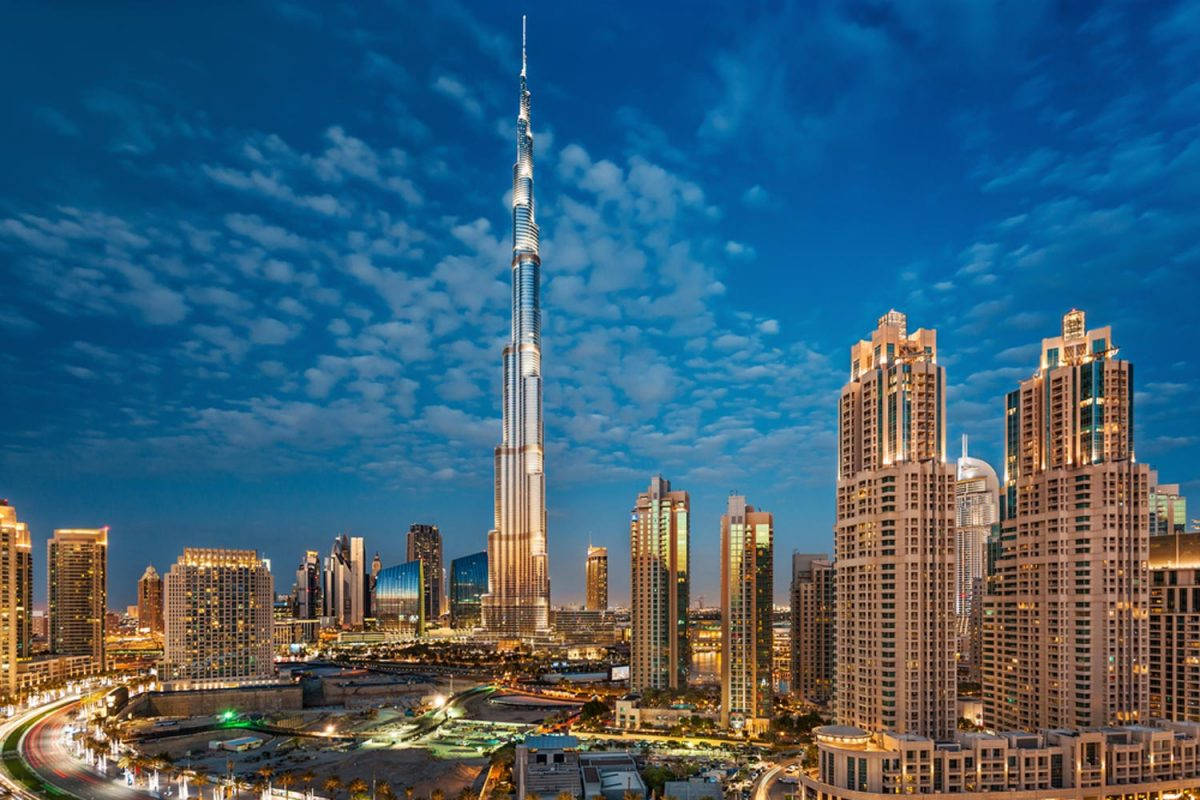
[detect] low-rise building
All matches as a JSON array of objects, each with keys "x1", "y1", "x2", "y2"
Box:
[
  {"x1": 614, "y1": 695, "x2": 715, "y2": 731},
  {"x1": 553, "y1": 608, "x2": 617, "y2": 645},
  {"x1": 663, "y1": 778, "x2": 723, "y2": 800},
  {"x1": 796, "y1": 723, "x2": 1200, "y2": 799},
  {"x1": 516, "y1": 734, "x2": 646, "y2": 800},
  {"x1": 16, "y1": 654, "x2": 95, "y2": 691}
]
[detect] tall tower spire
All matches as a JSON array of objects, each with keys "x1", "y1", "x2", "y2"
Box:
[{"x1": 481, "y1": 17, "x2": 550, "y2": 638}]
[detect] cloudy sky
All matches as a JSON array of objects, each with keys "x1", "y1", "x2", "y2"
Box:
[{"x1": 3, "y1": 1, "x2": 1199, "y2": 608}]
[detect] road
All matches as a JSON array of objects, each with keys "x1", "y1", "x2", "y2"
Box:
[{"x1": 15, "y1": 698, "x2": 156, "y2": 800}]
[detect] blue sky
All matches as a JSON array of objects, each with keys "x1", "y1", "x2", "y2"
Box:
[{"x1": 3, "y1": 1, "x2": 1199, "y2": 609}]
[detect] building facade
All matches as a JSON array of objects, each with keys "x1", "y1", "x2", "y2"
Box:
[
  {"x1": 630, "y1": 476, "x2": 690, "y2": 692},
  {"x1": 955, "y1": 439, "x2": 998, "y2": 684},
  {"x1": 48, "y1": 527, "x2": 108, "y2": 668},
  {"x1": 163, "y1": 548, "x2": 274, "y2": 686},
  {"x1": 720, "y1": 494, "x2": 773, "y2": 735},
  {"x1": 294, "y1": 550, "x2": 321, "y2": 620},
  {"x1": 835, "y1": 311, "x2": 956, "y2": 740},
  {"x1": 0, "y1": 501, "x2": 32, "y2": 695},
  {"x1": 1151, "y1": 483, "x2": 1188, "y2": 536},
  {"x1": 585, "y1": 545, "x2": 608, "y2": 611},
  {"x1": 137, "y1": 564, "x2": 163, "y2": 633},
  {"x1": 790, "y1": 552, "x2": 833, "y2": 705},
  {"x1": 449, "y1": 551, "x2": 488, "y2": 629},
  {"x1": 406, "y1": 524, "x2": 443, "y2": 623},
  {"x1": 983, "y1": 310, "x2": 1150, "y2": 731},
  {"x1": 323, "y1": 534, "x2": 367, "y2": 628},
  {"x1": 1149, "y1": 531, "x2": 1200, "y2": 721},
  {"x1": 482, "y1": 23, "x2": 552, "y2": 637},
  {"x1": 375, "y1": 561, "x2": 424, "y2": 635}
]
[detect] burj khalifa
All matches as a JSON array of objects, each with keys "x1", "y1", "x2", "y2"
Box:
[{"x1": 481, "y1": 17, "x2": 550, "y2": 637}]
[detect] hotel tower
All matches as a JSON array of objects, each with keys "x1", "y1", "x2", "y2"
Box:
[
  {"x1": 983, "y1": 310, "x2": 1150, "y2": 730},
  {"x1": 630, "y1": 476, "x2": 690, "y2": 691},
  {"x1": 835, "y1": 310, "x2": 956, "y2": 740},
  {"x1": 482, "y1": 18, "x2": 551, "y2": 637},
  {"x1": 721, "y1": 494, "x2": 774, "y2": 735}
]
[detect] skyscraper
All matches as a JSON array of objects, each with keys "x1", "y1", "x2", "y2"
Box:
[
  {"x1": 1149, "y1": 531, "x2": 1200, "y2": 721},
  {"x1": 983, "y1": 310, "x2": 1150, "y2": 730},
  {"x1": 0, "y1": 501, "x2": 32, "y2": 695},
  {"x1": 450, "y1": 551, "x2": 488, "y2": 629},
  {"x1": 406, "y1": 524, "x2": 443, "y2": 623},
  {"x1": 835, "y1": 310, "x2": 955, "y2": 740},
  {"x1": 585, "y1": 545, "x2": 608, "y2": 611},
  {"x1": 790, "y1": 553, "x2": 833, "y2": 705},
  {"x1": 1151, "y1": 484, "x2": 1188, "y2": 536},
  {"x1": 954, "y1": 437, "x2": 998, "y2": 683},
  {"x1": 294, "y1": 550, "x2": 321, "y2": 620},
  {"x1": 375, "y1": 561, "x2": 424, "y2": 635},
  {"x1": 137, "y1": 564, "x2": 163, "y2": 633},
  {"x1": 482, "y1": 18, "x2": 551, "y2": 638},
  {"x1": 163, "y1": 548, "x2": 274, "y2": 686},
  {"x1": 720, "y1": 494, "x2": 773, "y2": 735},
  {"x1": 48, "y1": 527, "x2": 108, "y2": 668},
  {"x1": 630, "y1": 476, "x2": 690, "y2": 692},
  {"x1": 323, "y1": 534, "x2": 366, "y2": 628}
]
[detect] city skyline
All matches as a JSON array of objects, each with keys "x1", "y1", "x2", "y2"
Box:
[{"x1": 4, "y1": 2, "x2": 1200, "y2": 610}]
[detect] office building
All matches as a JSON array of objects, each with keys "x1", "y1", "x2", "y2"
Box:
[
  {"x1": 955, "y1": 438, "x2": 998, "y2": 683},
  {"x1": 553, "y1": 608, "x2": 617, "y2": 645},
  {"x1": 790, "y1": 553, "x2": 833, "y2": 705},
  {"x1": 294, "y1": 550, "x2": 321, "y2": 620},
  {"x1": 406, "y1": 524, "x2": 443, "y2": 623},
  {"x1": 323, "y1": 534, "x2": 367, "y2": 628},
  {"x1": 449, "y1": 551, "x2": 488, "y2": 629},
  {"x1": 137, "y1": 564, "x2": 163, "y2": 633},
  {"x1": 835, "y1": 310, "x2": 956, "y2": 740},
  {"x1": 163, "y1": 548, "x2": 274, "y2": 686},
  {"x1": 585, "y1": 545, "x2": 608, "y2": 611},
  {"x1": 482, "y1": 21, "x2": 552, "y2": 637},
  {"x1": 1150, "y1": 531, "x2": 1200, "y2": 721},
  {"x1": 983, "y1": 310, "x2": 1150, "y2": 731},
  {"x1": 1152, "y1": 484, "x2": 1188, "y2": 536},
  {"x1": 720, "y1": 494, "x2": 773, "y2": 735},
  {"x1": 630, "y1": 476, "x2": 690, "y2": 692},
  {"x1": 0, "y1": 501, "x2": 32, "y2": 695},
  {"x1": 48, "y1": 527, "x2": 108, "y2": 668},
  {"x1": 374, "y1": 561, "x2": 424, "y2": 635}
]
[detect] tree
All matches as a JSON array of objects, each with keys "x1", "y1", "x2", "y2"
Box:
[
  {"x1": 556, "y1": 792, "x2": 577, "y2": 800},
  {"x1": 377, "y1": 780, "x2": 394, "y2": 800},
  {"x1": 348, "y1": 778, "x2": 369, "y2": 800},
  {"x1": 324, "y1": 776, "x2": 344, "y2": 800},
  {"x1": 193, "y1": 770, "x2": 211, "y2": 800},
  {"x1": 301, "y1": 770, "x2": 317, "y2": 800},
  {"x1": 278, "y1": 772, "x2": 298, "y2": 797},
  {"x1": 430, "y1": 789, "x2": 445, "y2": 800}
]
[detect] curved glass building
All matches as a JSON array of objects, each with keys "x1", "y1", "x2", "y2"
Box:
[{"x1": 374, "y1": 560, "x2": 424, "y2": 635}]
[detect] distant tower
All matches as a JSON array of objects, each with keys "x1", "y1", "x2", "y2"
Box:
[
  {"x1": 0, "y1": 500, "x2": 32, "y2": 694},
  {"x1": 137, "y1": 564, "x2": 164, "y2": 633},
  {"x1": 955, "y1": 436, "x2": 998, "y2": 684},
  {"x1": 294, "y1": 550, "x2": 321, "y2": 620},
  {"x1": 790, "y1": 553, "x2": 833, "y2": 704},
  {"x1": 720, "y1": 494, "x2": 773, "y2": 735},
  {"x1": 407, "y1": 524, "x2": 444, "y2": 622},
  {"x1": 585, "y1": 545, "x2": 608, "y2": 611},
  {"x1": 835, "y1": 311, "x2": 955, "y2": 740},
  {"x1": 984, "y1": 310, "x2": 1150, "y2": 730},
  {"x1": 48, "y1": 527, "x2": 108, "y2": 669},
  {"x1": 482, "y1": 16, "x2": 551, "y2": 637},
  {"x1": 630, "y1": 476, "x2": 690, "y2": 691}
]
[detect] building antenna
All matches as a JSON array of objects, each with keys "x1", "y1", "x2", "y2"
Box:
[
  {"x1": 521, "y1": 15, "x2": 527, "y2": 78},
  {"x1": 962, "y1": 433, "x2": 968, "y2": 460}
]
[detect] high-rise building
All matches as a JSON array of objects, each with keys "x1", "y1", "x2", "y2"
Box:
[
  {"x1": 585, "y1": 545, "x2": 608, "y2": 611},
  {"x1": 984, "y1": 310, "x2": 1150, "y2": 731},
  {"x1": 137, "y1": 565, "x2": 163, "y2": 633},
  {"x1": 1149, "y1": 531, "x2": 1200, "y2": 721},
  {"x1": 790, "y1": 553, "x2": 833, "y2": 705},
  {"x1": 835, "y1": 311, "x2": 955, "y2": 740},
  {"x1": 407, "y1": 524, "x2": 444, "y2": 623},
  {"x1": 955, "y1": 437, "x2": 998, "y2": 684},
  {"x1": 294, "y1": 550, "x2": 321, "y2": 620},
  {"x1": 48, "y1": 527, "x2": 108, "y2": 668},
  {"x1": 450, "y1": 551, "x2": 488, "y2": 629},
  {"x1": 323, "y1": 534, "x2": 367, "y2": 628},
  {"x1": 630, "y1": 476, "x2": 690, "y2": 692},
  {"x1": 163, "y1": 548, "x2": 274, "y2": 686},
  {"x1": 720, "y1": 494, "x2": 773, "y2": 735},
  {"x1": 1152, "y1": 484, "x2": 1188, "y2": 536},
  {"x1": 375, "y1": 561, "x2": 424, "y2": 635},
  {"x1": 482, "y1": 20, "x2": 551, "y2": 638},
  {"x1": 0, "y1": 501, "x2": 32, "y2": 694}
]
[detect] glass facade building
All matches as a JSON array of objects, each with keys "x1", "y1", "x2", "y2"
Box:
[
  {"x1": 374, "y1": 561, "x2": 424, "y2": 635},
  {"x1": 450, "y1": 551, "x2": 488, "y2": 629}
]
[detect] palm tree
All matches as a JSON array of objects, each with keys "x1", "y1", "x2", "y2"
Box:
[
  {"x1": 403, "y1": 787, "x2": 414, "y2": 800},
  {"x1": 556, "y1": 792, "x2": 577, "y2": 800},
  {"x1": 430, "y1": 790, "x2": 444, "y2": 800},
  {"x1": 258, "y1": 767, "x2": 276, "y2": 795},
  {"x1": 193, "y1": 770, "x2": 211, "y2": 800},
  {"x1": 278, "y1": 772, "x2": 298, "y2": 798},
  {"x1": 348, "y1": 778, "x2": 369, "y2": 800},
  {"x1": 300, "y1": 770, "x2": 316, "y2": 800},
  {"x1": 456, "y1": 788, "x2": 473, "y2": 800},
  {"x1": 323, "y1": 776, "x2": 344, "y2": 800}
]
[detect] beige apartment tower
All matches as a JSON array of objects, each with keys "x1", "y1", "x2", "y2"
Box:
[
  {"x1": 790, "y1": 553, "x2": 833, "y2": 704},
  {"x1": 983, "y1": 310, "x2": 1151, "y2": 730},
  {"x1": 48, "y1": 527, "x2": 107, "y2": 668},
  {"x1": 163, "y1": 548, "x2": 274, "y2": 686},
  {"x1": 835, "y1": 310, "x2": 956, "y2": 740},
  {"x1": 720, "y1": 494, "x2": 773, "y2": 735},
  {"x1": 630, "y1": 476, "x2": 690, "y2": 691},
  {"x1": 0, "y1": 501, "x2": 32, "y2": 695},
  {"x1": 585, "y1": 545, "x2": 608, "y2": 611},
  {"x1": 137, "y1": 564, "x2": 163, "y2": 633},
  {"x1": 1149, "y1": 531, "x2": 1200, "y2": 721}
]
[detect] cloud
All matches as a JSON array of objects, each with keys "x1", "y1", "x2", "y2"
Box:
[{"x1": 432, "y1": 74, "x2": 484, "y2": 119}]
